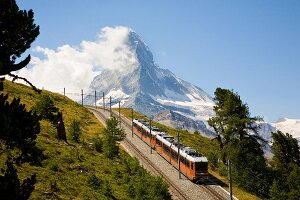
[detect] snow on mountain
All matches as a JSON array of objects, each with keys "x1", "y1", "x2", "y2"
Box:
[{"x1": 272, "y1": 118, "x2": 300, "y2": 140}]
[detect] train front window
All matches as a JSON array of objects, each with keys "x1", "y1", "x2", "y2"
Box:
[{"x1": 195, "y1": 162, "x2": 208, "y2": 173}]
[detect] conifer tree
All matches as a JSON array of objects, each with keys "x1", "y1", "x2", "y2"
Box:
[
  {"x1": 0, "y1": 1, "x2": 40, "y2": 198},
  {"x1": 0, "y1": 94, "x2": 40, "y2": 162},
  {"x1": 208, "y1": 88, "x2": 271, "y2": 197},
  {"x1": 102, "y1": 117, "x2": 125, "y2": 158},
  {"x1": 0, "y1": 160, "x2": 36, "y2": 200},
  {"x1": 270, "y1": 131, "x2": 300, "y2": 199},
  {"x1": 33, "y1": 95, "x2": 59, "y2": 124},
  {"x1": 271, "y1": 131, "x2": 300, "y2": 172},
  {"x1": 0, "y1": 0, "x2": 39, "y2": 90},
  {"x1": 208, "y1": 88, "x2": 263, "y2": 157}
]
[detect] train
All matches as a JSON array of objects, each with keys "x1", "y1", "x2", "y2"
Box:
[{"x1": 132, "y1": 118, "x2": 208, "y2": 182}]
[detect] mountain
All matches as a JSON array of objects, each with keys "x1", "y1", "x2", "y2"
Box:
[
  {"x1": 153, "y1": 110, "x2": 215, "y2": 137},
  {"x1": 86, "y1": 29, "x2": 215, "y2": 134},
  {"x1": 272, "y1": 118, "x2": 300, "y2": 140},
  {"x1": 86, "y1": 28, "x2": 300, "y2": 143}
]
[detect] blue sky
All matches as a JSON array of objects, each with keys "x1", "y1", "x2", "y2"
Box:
[{"x1": 17, "y1": 0, "x2": 300, "y2": 122}]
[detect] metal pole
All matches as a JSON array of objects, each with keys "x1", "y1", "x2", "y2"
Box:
[
  {"x1": 131, "y1": 108, "x2": 134, "y2": 137},
  {"x1": 150, "y1": 117, "x2": 152, "y2": 154},
  {"x1": 118, "y1": 101, "x2": 121, "y2": 126},
  {"x1": 95, "y1": 90, "x2": 97, "y2": 108},
  {"x1": 178, "y1": 132, "x2": 181, "y2": 179},
  {"x1": 63, "y1": 88, "x2": 65, "y2": 96},
  {"x1": 102, "y1": 92, "x2": 105, "y2": 110},
  {"x1": 109, "y1": 96, "x2": 112, "y2": 117},
  {"x1": 81, "y1": 89, "x2": 83, "y2": 106},
  {"x1": 228, "y1": 160, "x2": 233, "y2": 200}
]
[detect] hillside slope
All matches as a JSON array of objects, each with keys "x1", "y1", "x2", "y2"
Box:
[{"x1": 1, "y1": 80, "x2": 170, "y2": 199}]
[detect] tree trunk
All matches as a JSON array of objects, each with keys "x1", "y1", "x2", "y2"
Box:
[{"x1": 56, "y1": 111, "x2": 67, "y2": 141}]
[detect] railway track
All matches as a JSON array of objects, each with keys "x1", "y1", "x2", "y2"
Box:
[
  {"x1": 87, "y1": 107, "x2": 190, "y2": 200},
  {"x1": 198, "y1": 184, "x2": 226, "y2": 200},
  {"x1": 87, "y1": 106, "x2": 227, "y2": 200}
]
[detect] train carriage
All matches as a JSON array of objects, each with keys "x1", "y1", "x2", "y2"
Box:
[{"x1": 133, "y1": 119, "x2": 208, "y2": 181}]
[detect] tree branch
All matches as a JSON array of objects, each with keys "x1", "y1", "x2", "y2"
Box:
[
  {"x1": 8, "y1": 73, "x2": 41, "y2": 93},
  {"x1": 11, "y1": 55, "x2": 31, "y2": 72}
]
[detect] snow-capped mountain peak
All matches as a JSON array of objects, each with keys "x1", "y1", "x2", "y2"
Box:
[{"x1": 86, "y1": 28, "x2": 215, "y2": 129}]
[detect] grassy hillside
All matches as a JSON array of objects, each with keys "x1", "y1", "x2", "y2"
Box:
[
  {"x1": 116, "y1": 108, "x2": 261, "y2": 200},
  {"x1": 1, "y1": 81, "x2": 170, "y2": 200}
]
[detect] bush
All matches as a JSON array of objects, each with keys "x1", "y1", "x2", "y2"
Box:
[
  {"x1": 69, "y1": 120, "x2": 82, "y2": 143},
  {"x1": 218, "y1": 163, "x2": 228, "y2": 177},
  {"x1": 49, "y1": 162, "x2": 59, "y2": 172},
  {"x1": 87, "y1": 173, "x2": 101, "y2": 190},
  {"x1": 92, "y1": 137, "x2": 103, "y2": 153}
]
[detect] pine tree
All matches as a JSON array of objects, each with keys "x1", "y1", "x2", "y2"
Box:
[
  {"x1": 0, "y1": 0, "x2": 39, "y2": 90},
  {"x1": 102, "y1": 117, "x2": 125, "y2": 158},
  {"x1": 270, "y1": 131, "x2": 300, "y2": 199},
  {"x1": 208, "y1": 88, "x2": 271, "y2": 197},
  {"x1": 32, "y1": 95, "x2": 67, "y2": 141},
  {"x1": 0, "y1": 160, "x2": 36, "y2": 200},
  {"x1": 271, "y1": 131, "x2": 300, "y2": 172},
  {"x1": 208, "y1": 88, "x2": 263, "y2": 159},
  {"x1": 33, "y1": 95, "x2": 59, "y2": 124},
  {"x1": 0, "y1": 94, "x2": 40, "y2": 163},
  {"x1": 0, "y1": 1, "x2": 40, "y2": 198}
]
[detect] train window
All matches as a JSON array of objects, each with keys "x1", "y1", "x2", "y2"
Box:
[
  {"x1": 156, "y1": 139, "x2": 162, "y2": 146},
  {"x1": 163, "y1": 145, "x2": 170, "y2": 153},
  {"x1": 171, "y1": 150, "x2": 178, "y2": 160},
  {"x1": 191, "y1": 163, "x2": 194, "y2": 170},
  {"x1": 195, "y1": 162, "x2": 208, "y2": 173},
  {"x1": 186, "y1": 161, "x2": 190, "y2": 167},
  {"x1": 180, "y1": 156, "x2": 185, "y2": 164}
]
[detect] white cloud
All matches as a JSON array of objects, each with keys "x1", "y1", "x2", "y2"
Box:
[{"x1": 17, "y1": 26, "x2": 138, "y2": 95}]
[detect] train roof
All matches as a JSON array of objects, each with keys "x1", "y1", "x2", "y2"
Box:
[{"x1": 133, "y1": 119, "x2": 208, "y2": 163}]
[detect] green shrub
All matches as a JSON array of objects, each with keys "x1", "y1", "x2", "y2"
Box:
[
  {"x1": 49, "y1": 162, "x2": 59, "y2": 172},
  {"x1": 87, "y1": 173, "x2": 101, "y2": 190},
  {"x1": 92, "y1": 137, "x2": 103, "y2": 153},
  {"x1": 218, "y1": 163, "x2": 228, "y2": 177},
  {"x1": 69, "y1": 120, "x2": 82, "y2": 143}
]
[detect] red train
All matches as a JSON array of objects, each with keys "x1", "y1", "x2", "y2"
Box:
[{"x1": 133, "y1": 119, "x2": 208, "y2": 181}]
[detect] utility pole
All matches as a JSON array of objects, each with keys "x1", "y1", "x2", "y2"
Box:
[
  {"x1": 118, "y1": 101, "x2": 121, "y2": 124},
  {"x1": 95, "y1": 90, "x2": 97, "y2": 108},
  {"x1": 102, "y1": 92, "x2": 105, "y2": 110},
  {"x1": 177, "y1": 132, "x2": 181, "y2": 179},
  {"x1": 131, "y1": 108, "x2": 134, "y2": 137},
  {"x1": 228, "y1": 160, "x2": 233, "y2": 200},
  {"x1": 81, "y1": 89, "x2": 83, "y2": 106},
  {"x1": 63, "y1": 88, "x2": 65, "y2": 96},
  {"x1": 150, "y1": 117, "x2": 152, "y2": 154},
  {"x1": 109, "y1": 96, "x2": 112, "y2": 117}
]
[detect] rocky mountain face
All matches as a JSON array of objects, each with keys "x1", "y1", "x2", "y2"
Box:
[
  {"x1": 153, "y1": 110, "x2": 215, "y2": 137},
  {"x1": 86, "y1": 30, "x2": 215, "y2": 134},
  {"x1": 86, "y1": 28, "x2": 300, "y2": 144}
]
